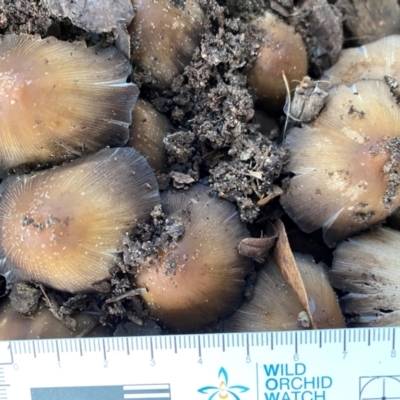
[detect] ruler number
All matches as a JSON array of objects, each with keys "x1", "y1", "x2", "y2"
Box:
[
  {"x1": 391, "y1": 349, "x2": 397, "y2": 358},
  {"x1": 342, "y1": 351, "x2": 347, "y2": 359},
  {"x1": 13, "y1": 363, "x2": 19, "y2": 371},
  {"x1": 103, "y1": 360, "x2": 108, "y2": 368},
  {"x1": 246, "y1": 356, "x2": 251, "y2": 363},
  {"x1": 150, "y1": 358, "x2": 155, "y2": 366},
  {"x1": 198, "y1": 358, "x2": 202, "y2": 364},
  {"x1": 293, "y1": 353, "x2": 299, "y2": 361}
]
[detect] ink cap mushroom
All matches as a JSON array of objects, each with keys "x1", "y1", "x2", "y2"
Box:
[
  {"x1": 324, "y1": 35, "x2": 400, "y2": 93},
  {"x1": 280, "y1": 79, "x2": 400, "y2": 246},
  {"x1": 0, "y1": 298, "x2": 105, "y2": 340},
  {"x1": 224, "y1": 253, "x2": 344, "y2": 332},
  {"x1": 0, "y1": 147, "x2": 161, "y2": 293},
  {"x1": 247, "y1": 12, "x2": 308, "y2": 112},
  {"x1": 128, "y1": 98, "x2": 172, "y2": 172},
  {"x1": 129, "y1": 0, "x2": 205, "y2": 90},
  {"x1": 0, "y1": 34, "x2": 138, "y2": 176},
  {"x1": 135, "y1": 184, "x2": 254, "y2": 332},
  {"x1": 331, "y1": 227, "x2": 400, "y2": 327}
]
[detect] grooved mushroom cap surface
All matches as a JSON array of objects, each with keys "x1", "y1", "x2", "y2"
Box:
[
  {"x1": 136, "y1": 184, "x2": 253, "y2": 332},
  {"x1": 0, "y1": 147, "x2": 160, "y2": 293},
  {"x1": 324, "y1": 35, "x2": 400, "y2": 86},
  {"x1": 224, "y1": 254, "x2": 344, "y2": 332},
  {"x1": 224, "y1": 256, "x2": 305, "y2": 332},
  {"x1": 331, "y1": 227, "x2": 400, "y2": 326},
  {"x1": 281, "y1": 80, "x2": 400, "y2": 246},
  {"x1": 0, "y1": 34, "x2": 138, "y2": 175}
]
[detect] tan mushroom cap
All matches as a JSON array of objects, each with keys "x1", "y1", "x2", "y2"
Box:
[
  {"x1": 128, "y1": 99, "x2": 171, "y2": 171},
  {"x1": 129, "y1": 0, "x2": 204, "y2": 90},
  {"x1": 224, "y1": 253, "x2": 344, "y2": 332},
  {"x1": 324, "y1": 35, "x2": 400, "y2": 87},
  {"x1": 224, "y1": 256, "x2": 306, "y2": 332},
  {"x1": 0, "y1": 148, "x2": 161, "y2": 293},
  {"x1": 295, "y1": 254, "x2": 344, "y2": 329},
  {"x1": 248, "y1": 12, "x2": 308, "y2": 111},
  {"x1": 0, "y1": 34, "x2": 138, "y2": 175},
  {"x1": 135, "y1": 184, "x2": 253, "y2": 332},
  {"x1": 331, "y1": 227, "x2": 400, "y2": 326},
  {"x1": 0, "y1": 298, "x2": 104, "y2": 340},
  {"x1": 281, "y1": 80, "x2": 400, "y2": 246}
]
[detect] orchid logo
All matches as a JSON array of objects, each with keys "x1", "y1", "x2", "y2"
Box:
[{"x1": 198, "y1": 367, "x2": 249, "y2": 399}]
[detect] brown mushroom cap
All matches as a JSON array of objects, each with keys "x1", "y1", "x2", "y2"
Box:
[
  {"x1": 295, "y1": 254, "x2": 344, "y2": 329},
  {"x1": 0, "y1": 147, "x2": 161, "y2": 293},
  {"x1": 128, "y1": 99, "x2": 171, "y2": 171},
  {"x1": 0, "y1": 34, "x2": 138, "y2": 175},
  {"x1": 281, "y1": 80, "x2": 400, "y2": 246},
  {"x1": 224, "y1": 253, "x2": 344, "y2": 332},
  {"x1": 135, "y1": 184, "x2": 253, "y2": 332},
  {"x1": 129, "y1": 0, "x2": 204, "y2": 90},
  {"x1": 224, "y1": 256, "x2": 306, "y2": 332},
  {"x1": 331, "y1": 227, "x2": 400, "y2": 326},
  {"x1": 0, "y1": 298, "x2": 104, "y2": 340},
  {"x1": 324, "y1": 35, "x2": 400, "y2": 87},
  {"x1": 247, "y1": 12, "x2": 308, "y2": 111}
]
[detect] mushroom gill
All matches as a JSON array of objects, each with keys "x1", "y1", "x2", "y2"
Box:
[
  {"x1": 280, "y1": 79, "x2": 400, "y2": 246},
  {"x1": 331, "y1": 227, "x2": 400, "y2": 327},
  {"x1": 0, "y1": 34, "x2": 138, "y2": 175},
  {"x1": 0, "y1": 147, "x2": 160, "y2": 293}
]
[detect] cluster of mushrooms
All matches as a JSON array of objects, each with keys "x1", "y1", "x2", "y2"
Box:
[{"x1": 0, "y1": 0, "x2": 399, "y2": 340}]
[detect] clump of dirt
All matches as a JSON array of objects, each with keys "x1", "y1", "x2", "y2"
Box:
[
  {"x1": 135, "y1": 0, "x2": 288, "y2": 222},
  {"x1": 0, "y1": 1, "x2": 52, "y2": 35},
  {"x1": 122, "y1": 205, "x2": 186, "y2": 270}
]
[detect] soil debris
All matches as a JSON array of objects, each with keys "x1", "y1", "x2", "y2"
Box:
[
  {"x1": 122, "y1": 204, "x2": 186, "y2": 271},
  {"x1": 0, "y1": 0, "x2": 52, "y2": 35},
  {"x1": 9, "y1": 282, "x2": 41, "y2": 315},
  {"x1": 286, "y1": 76, "x2": 329, "y2": 123},
  {"x1": 292, "y1": 0, "x2": 343, "y2": 75},
  {"x1": 332, "y1": 0, "x2": 400, "y2": 46},
  {"x1": 383, "y1": 135, "x2": 400, "y2": 210},
  {"x1": 138, "y1": 0, "x2": 288, "y2": 222}
]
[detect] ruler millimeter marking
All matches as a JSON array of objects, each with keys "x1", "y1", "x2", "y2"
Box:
[{"x1": 0, "y1": 327, "x2": 399, "y2": 400}]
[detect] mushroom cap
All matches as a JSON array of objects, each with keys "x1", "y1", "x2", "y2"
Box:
[
  {"x1": 0, "y1": 298, "x2": 102, "y2": 340},
  {"x1": 331, "y1": 227, "x2": 400, "y2": 326},
  {"x1": 295, "y1": 254, "x2": 344, "y2": 329},
  {"x1": 129, "y1": 0, "x2": 204, "y2": 90},
  {"x1": 224, "y1": 256, "x2": 306, "y2": 332},
  {"x1": 128, "y1": 99, "x2": 171, "y2": 171},
  {"x1": 281, "y1": 80, "x2": 400, "y2": 246},
  {"x1": 0, "y1": 34, "x2": 138, "y2": 175},
  {"x1": 324, "y1": 35, "x2": 400, "y2": 87},
  {"x1": 248, "y1": 12, "x2": 308, "y2": 110},
  {"x1": 0, "y1": 147, "x2": 161, "y2": 293},
  {"x1": 224, "y1": 253, "x2": 344, "y2": 332},
  {"x1": 135, "y1": 184, "x2": 253, "y2": 332}
]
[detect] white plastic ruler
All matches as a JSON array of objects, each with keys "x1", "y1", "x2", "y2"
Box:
[{"x1": 0, "y1": 327, "x2": 399, "y2": 400}]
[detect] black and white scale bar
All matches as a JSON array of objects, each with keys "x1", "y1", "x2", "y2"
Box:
[
  {"x1": 123, "y1": 384, "x2": 171, "y2": 399},
  {"x1": 30, "y1": 384, "x2": 171, "y2": 400}
]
